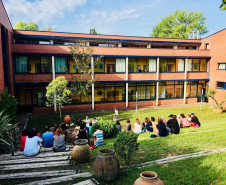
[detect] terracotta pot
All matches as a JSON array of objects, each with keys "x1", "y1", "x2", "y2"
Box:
[
  {"x1": 93, "y1": 149, "x2": 120, "y2": 183},
  {"x1": 213, "y1": 108, "x2": 223, "y2": 114},
  {"x1": 72, "y1": 139, "x2": 92, "y2": 163},
  {"x1": 134, "y1": 171, "x2": 164, "y2": 185},
  {"x1": 64, "y1": 115, "x2": 72, "y2": 124}
]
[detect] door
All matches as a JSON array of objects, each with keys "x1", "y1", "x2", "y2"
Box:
[
  {"x1": 17, "y1": 88, "x2": 33, "y2": 113},
  {"x1": 107, "y1": 64, "x2": 115, "y2": 73}
]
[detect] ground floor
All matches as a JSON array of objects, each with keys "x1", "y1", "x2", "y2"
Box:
[{"x1": 15, "y1": 79, "x2": 208, "y2": 114}]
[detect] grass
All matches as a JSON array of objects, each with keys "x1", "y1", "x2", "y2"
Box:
[{"x1": 5, "y1": 105, "x2": 226, "y2": 184}]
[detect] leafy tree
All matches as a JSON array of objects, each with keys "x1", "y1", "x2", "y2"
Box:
[
  {"x1": 14, "y1": 21, "x2": 39, "y2": 31},
  {"x1": 69, "y1": 40, "x2": 103, "y2": 110},
  {"x1": 89, "y1": 28, "x2": 99, "y2": 34},
  {"x1": 220, "y1": 0, "x2": 226, "y2": 10},
  {"x1": 114, "y1": 132, "x2": 139, "y2": 165},
  {"x1": 0, "y1": 89, "x2": 18, "y2": 125},
  {"x1": 207, "y1": 89, "x2": 226, "y2": 109},
  {"x1": 46, "y1": 76, "x2": 71, "y2": 120},
  {"x1": 150, "y1": 10, "x2": 208, "y2": 39}
]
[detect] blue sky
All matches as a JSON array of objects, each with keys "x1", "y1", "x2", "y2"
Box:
[{"x1": 3, "y1": 0, "x2": 226, "y2": 38}]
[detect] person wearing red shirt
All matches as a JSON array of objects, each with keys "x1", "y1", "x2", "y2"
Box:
[{"x1": 20, "y1": 129, "x2": 29, "y2": 151}]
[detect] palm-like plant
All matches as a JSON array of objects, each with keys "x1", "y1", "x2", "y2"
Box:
[
  {"x1": 220, "y1": 0, "x2": 226, "y2": 10},
  {"x1": 207, "y1": 90, "x2": 226, "y2": 109},
  {"x1": 0, "y1": 111, "x2": 12, "y2": 146}
]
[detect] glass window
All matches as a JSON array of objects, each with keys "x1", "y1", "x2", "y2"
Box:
[
  {"x1": 190, "y1": 81, "x2": 198, "y2": 97},
  {"x1": 147, "y1": 83, "x2": 156, "y2": 99},
  {"x1": 105, "y1": 83, "x2": 125, "y2": 102},
  {"x1": 128, "y1": 58, "x2": 137, "y2": 72},
  {"x1": 16, "y1": 56, "x2": 28, "y2": 73},
  {"x1": 55, "y1": 57, "x2": 66, "y2": 73},
  {"x1": 94, "y1": 83, "x2": 105, "y2": 102},
  {"x1": 115, "y1": 58, "x2": 125, "y2": 72},
  {"x1": 175, "y1": 84, "x2": 184, "y2": 98},
  {"x1": 41, "y1": 57, "x2": 51, "y2": 73},
  {"x1": 94, "y1": 58, "x2": 105, "y2": 73},
  {"x1": 128, "y1": 83, "x2": 136, "y2": 100},
  {"x1": 137, "y1": 58, "x2": 147, "y2": 72},
  {"x1": 33, "y1": 87, "x2": 46, "y2": 105},
  {"x1": 105, "y1": 57, "x2": 116, "y2": 73},
  {"x1": 187, "y1": 59, "x2": 192, "y2": 71},
  {"x1": 159, "y1": 59, "x2": 166, "y2": 72},
  {"x1": 176, "y1": 59, "x2": 185, "y2": 72},
  {"x1": 218, "y1": 63, "x2": 226, "y2": 70},
  {"x1": 137, "y1": 83, "x2": 146, "y2": 100},
  {"x1": 200, "y1": 59, "x2": 207, "y2": 71},
  {"x1": 166, "y1": 59, "x2": 176, "y2": 72},
  {"x1": 217, "y1": 82, "x2": 224, "y2": 89},
  {"x1": 149, "y1": 59, "x2": 157, "y2": 72},
  {"x1": 166, "y1": 84, "x2": 174, "y2": 98},
  {"x1": 29, "y1": 56, "x2": 41, "y2": 73},
  {"x1": 186, "y1": 81, "x2": 191, "y2": 97},
  {"x1": 192, "y1": 59, "x2": 200, "y2": 71}
]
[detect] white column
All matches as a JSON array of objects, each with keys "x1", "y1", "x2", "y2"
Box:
[
  {"x1": 184, "y1": 58, "x2": 188, "y2": 104},
  {"x1": 156, "y1": 58, "x2": 159, "y2": 106},
  {"x1": 91, "y1": 57, "x2": 95, "y2": 110},
  {"x1": 126, "y1": 57, "x2": 129, "y2": 108},
  {"x1": 52, "y1": 56, "x2": 57, "y2": 112}
]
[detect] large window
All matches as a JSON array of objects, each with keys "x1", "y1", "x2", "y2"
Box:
[
  {"x1": 115, "y1": 58, "x2": 125, "y2": 72},
  {"x1": 159, "y1": 81, "x2": 184, "y2": 99},
  {"x1": 186, "y1": 81, "x2": 207, "y2": 97},
  {"x1": 218, "y1": 63, "x2": 226, "y2": 70},
  {"x1": 128, "y1": 82, "x2": 156, "y2": 100},
  {"x1": 55, "y1": 57, "x2": 67, "y2": 73},
  {"x1": 94, "y1": 83, "x2": 125, "y2": 102},
  {"x1": 187, "y1": 59, "x2": 208, "y2": 72},
  {"x1": 16, "y1": 56, "x2": 28, "y2": 73},
  {"x1": 128, "y1": 58, "x2": 157, "y2": 73},
  {"x1": 159, "y1": 59, "x2": 176, "y2": 72},
  {"x1": 216, "y1": 82, "x2": 225, "y2": 89},
  {"x1": 70, "y1": 87, "x2": 92, "y2": 104}
]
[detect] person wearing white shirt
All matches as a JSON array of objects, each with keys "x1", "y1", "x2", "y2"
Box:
[
  {"x1": 85, "y1": 116, "x2": 90, "y2": 127},
  {"x1": 133, "y1": 118, "x2": 142, "y2": 134}
]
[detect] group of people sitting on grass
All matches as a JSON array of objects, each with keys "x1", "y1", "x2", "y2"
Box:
[
  {"x1": 20, "y1": 116, "x2": 103, "y2": 157},
  {"x1": 119, "y1": 113, "x2": 201, "y2": 138}
]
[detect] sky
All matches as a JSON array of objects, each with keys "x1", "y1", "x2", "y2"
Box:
[{"x1": 2, "y1": 0, "x2": 226, "y2": 38}]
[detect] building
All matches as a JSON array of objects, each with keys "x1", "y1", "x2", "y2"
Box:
[{"x1": 0, "y1": 1, "x2": 225, "y2": 114}]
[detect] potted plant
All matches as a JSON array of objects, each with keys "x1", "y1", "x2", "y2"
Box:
[{"x1": 207, "y1": 89, "x2": 226, "y2": 113}]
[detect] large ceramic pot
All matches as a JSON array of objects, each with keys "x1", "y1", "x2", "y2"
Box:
[
  {"x1": 64, "y1": 115, "x2": 72, "y2": 124},
  {"x1": 93, "y1": 149, "x2": 120, "y2": 183},
  {"x1": 72, "y1": 139, "x2": 92, "y2": 163},
  {"x1": 134, "y1": 171, "x2": 164, "y2": 185},
  {"x1": 213, "y1": 108, "x2": 223, "y2": 114}
]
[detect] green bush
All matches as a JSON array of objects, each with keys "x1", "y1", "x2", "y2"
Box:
[
  {"x1": 114, "y1": 132, "x2": 139, "y2": 165},
  {"x1": 92, "y1": 120, "x2": 118, "y2": 139}
]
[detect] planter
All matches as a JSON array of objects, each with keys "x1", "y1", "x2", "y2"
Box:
[
  {"x1": 72, "y1": 139, "x2": 92, "y2": 163},
  {"x1": 93, "y1": 149, "x2": 120, "y2": 183},
  {"x1": 134, "y1": 171, "x2": 164, "y2": 185},
  {"x1": 64, "y1": 115, "x2": 72, "y2": 124},
  {"x1": 213, "y1": 108, "x2": 223, "y2": 114}
]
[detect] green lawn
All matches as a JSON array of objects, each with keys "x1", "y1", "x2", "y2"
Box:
[{"x1": 23, "y1": 105, "x2": 226, "y2": 184}]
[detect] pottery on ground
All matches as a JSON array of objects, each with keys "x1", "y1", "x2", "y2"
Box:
[
  {"x1": 134, "y1": 171, "x2": 164, "y2": 185},
  {"x1": 93, "y1": 149, "x2": 120, "y2": 183},
  {"x1": 72, "y1": 139, "x2": 92, "y2": 163},
  {"x1": 213, "y1": 108, "x2": 223, "y2": 114},
  {"x1": 64, "y1": 115, "x2": 72, "y2": 124}
]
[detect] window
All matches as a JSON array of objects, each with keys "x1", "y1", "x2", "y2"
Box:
[
  {"x1": 206, "y1": 43, "x2": 210, "y2": 50},
  {"x1": 55, "y1": 57, "x2": 66, "y2": 73},
  {"x1": 217, "y1": 82, "x2": 225, "y2": 89},
  {"x1": 218, "y1": 63, "x2": 226, "y2": 70},
  {"x1": 159, "y1": 81, "x2": 184, "y2": 99},
  {"x1": 149, "y1": 59, "x2": 157, "y2": 72},
  {"x1": 186, "y1": 81, "x2": 207, "y2": 97},
  {"x1": 159, "y1": 59, "x2": 176, "y2": 72},
  {"x1": 176, "y1": 59, "x2": 185, "y2": 72},
  {"x1": 115, "y1": 58, "x2": 125, "y2": 72},
  {"x1": 94, "y1": 58, "x2": 105, "y2": 73},
  {"x1": 41, "y1": 57, "x2": 52, "y2": 73},
  {"x1": 200, "y1": 59, "x2": 208, "y2": 71},
  {"x1": 16, "y1": 56, "x2": 28, "y2": 73},
  {"x1": 187, "y1": 59, "x2": 207, "y2": 72},
  {"x1": 128, "y1": 58, "x2": 137, "y2": 72}
]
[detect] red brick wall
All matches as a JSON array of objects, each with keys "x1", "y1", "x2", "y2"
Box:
[
  {"x1": 187, "y1": 72, "x2": 208, "y2": 80},
  {"x1": 159, "y1": 73, "x2": 184, "y2": 80},
  {"x1": 159, "y1": 99, "x2": 184, "y2": 105},
  {"x1": 15, "y1": 74, "x2": 52, "y2": 83},
  {"x1": 129, "y1": 73, "x2": 156, "y2": 81}
]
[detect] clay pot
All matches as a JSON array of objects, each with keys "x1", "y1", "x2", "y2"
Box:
[
  {"x1": 93, "y1": 149, "x2": 120, "y2": 183},
  {"x1": 64, "y1": 115, "x2": 72, "y2": 124},
  {"x1": 213, "y1": 108, "x2": 223, "y2": 114},
  {"x1": 72, "y1": 139, "x2": 92, "y2": 163},
  {"x1": 134, "y1": 171, "x2": 164, "y2": 185}
]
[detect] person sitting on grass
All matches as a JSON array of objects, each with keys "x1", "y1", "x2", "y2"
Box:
[
  {"x1": 85, "y1": 116, "x2": 90, "y2": 127},
  {"x1": 133, "y1": 118, "x2": 142, "y2": 134},
  {"x1": 156, "y1": 117, "x2": 168, "y2": 137},
  {"x1": 124, "y1": 119, "x2": 132, "y2": 132},
  {"x1": 116, "y1": 120, "x2": 121, "y2": 132},
  {"x1": 24, "y1": 128, "x2": 43, "y2": 156},
  {"x1": 42, "y1": 126, "x2": 54, "y2": 148},
  {"x1": 93, "y1": 124, "x2": 104, "y2": 146},
  {"x1": 53, "y1": 128, "x2": 66, "y2": 152},
  {"x1": 20, "y1": 129, "x2": 29, "y2": 151},
  {"x1": 191, "y1": 113, "x2": 201, "y2": 127},
  {"x1": 145, "y1": 117, "x2": 153, "y2": 132},
  {"x1": 180, "y1": 113, "x2": 190, "y2": 128},
  {"x1": 151, "y1": 117, "x2": 158, "y2": 136},
  {"x1": 167, "y1": 114, "x2": 180, "y2": 134}
]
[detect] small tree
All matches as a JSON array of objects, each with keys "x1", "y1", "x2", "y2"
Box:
[
  {"x1": 0, "y1": 89, "x2": 18, "y2": 124},
  {"x1": 114, "y1": 132, "x2": 139, "y2": 165},
  {"x1": 46, "y1": 76, "x2": 71, "y2": 120},
  {"x1": 207, "y1": 89, "x2": 226, "y2": 109},
  {"x1": 69, "y1": 40, "x2": 103, "y2": 110}
]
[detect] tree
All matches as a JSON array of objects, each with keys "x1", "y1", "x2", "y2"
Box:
[
  {"x1": 69, "y1": 40, "x2": 103, "y2": 110},
  {"x1": 46, "y1": 76, "x2": 71, "y2": 120},
  {"x1": 89, "y1": 28, "x2": 99, "y2": 34},
  {"x1": 14, "y1": 21, "x2": 39, "y2": 31},
  {"x1": 220, "y1": 0, "x2": 226, "y2": 10},
  {"x1": 150, "y1": 10, "x2": 208, "y2": 39},
  {"x1": 0, "y1": 89, "x2": 18, "y2": 125},
  {"x1": 207, "y1": 89, "x2": 226, "y2": 109}
]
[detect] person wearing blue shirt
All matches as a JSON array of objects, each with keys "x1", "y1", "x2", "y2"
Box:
[{"x1": 42, "y1": 126, "x2": 54, "y2": 147}]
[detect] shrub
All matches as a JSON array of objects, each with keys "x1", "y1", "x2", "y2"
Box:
[
  {"x1": 113, "y1": 132, "x2": 139, "y2": 165},
  {"x1": 92, "y1": 120, "x2": 118, "y2": 139}
]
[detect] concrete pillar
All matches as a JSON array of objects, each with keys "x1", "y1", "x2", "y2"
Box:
[
  {"x1": 184, "y1": 58, "x2": 188, "y2": 104},
  {"x1": 147, "y1": 44, "x2": 151, "y2": 48},
  {"x1": 126, "y1": 57, "x2": 128, "y2": 108},
  {"x1": 52, "y1": 56, "x2": 57, "y2": 112},
  {"x1": 91, "y1": 57, "x2": 94, "y2": 110},
  {"x1": 156, "y1": 58, "x2": 159, "y2": 106},
  {"x1": 118, "y1": 43, "x2": 122, "y2": 47}
]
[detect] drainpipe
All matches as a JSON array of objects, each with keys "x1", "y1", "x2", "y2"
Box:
[
  {"x1": 91, "y1": 57, "x2": 95, "y2": 111},
  {"x1": 126, "y1": 57, "x2": 128, "y2": 108},
  {"x1": 184, "y1": 58, "x2": 188, "y2": 104},
  {"x1": 156, "y1": 58, "x2": 159, "y2": 106}
]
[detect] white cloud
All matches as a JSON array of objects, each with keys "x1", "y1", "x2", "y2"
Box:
[
  {"x1": 3, "y1": 0, "x2": 87, "y2": 24},
  {"x1": 90, "y1": 9, "x2": 140, "y2": 23}
]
